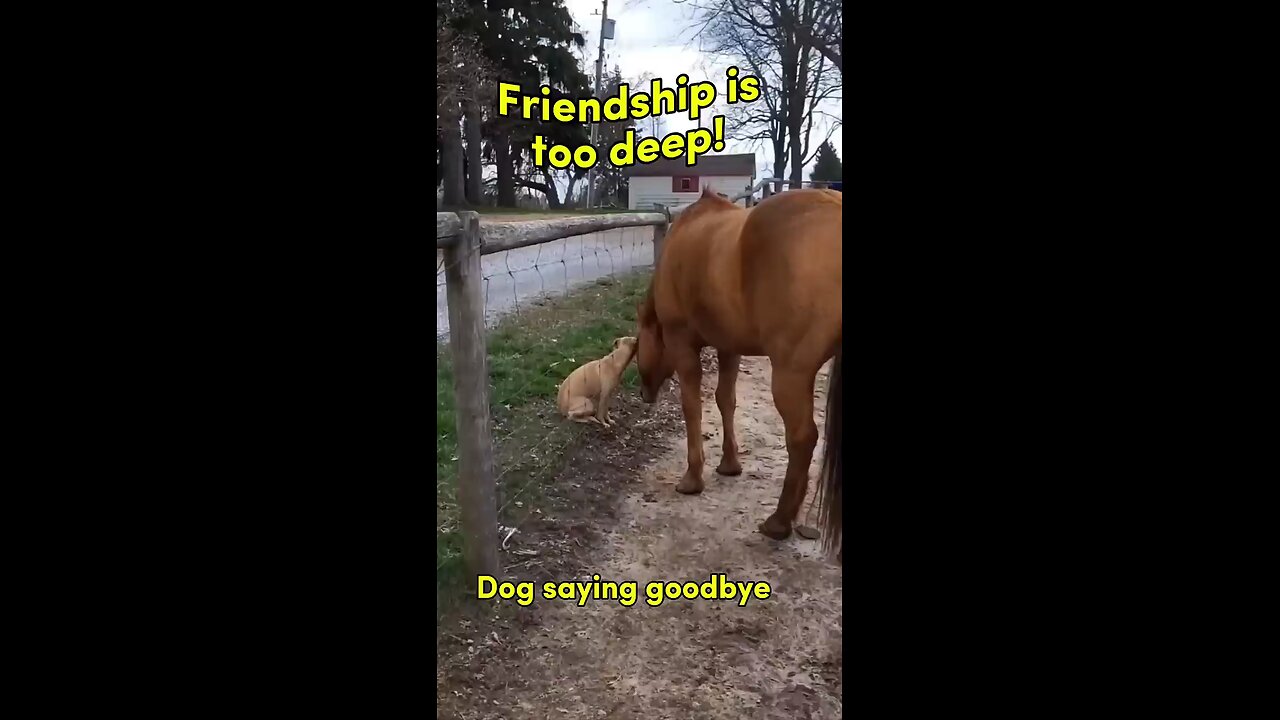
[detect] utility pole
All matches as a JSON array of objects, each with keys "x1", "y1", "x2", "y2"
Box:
[
  {"x1": 697, "y1": 35, "x2": 704, "y2": 130},
  {"x1": 586, "y1": 0, "x2": 608, "y2": 209}
]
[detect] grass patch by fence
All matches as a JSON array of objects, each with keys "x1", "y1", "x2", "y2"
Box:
[{"x1": 436, "y1": 270, "x2": 651, "y2": 606}]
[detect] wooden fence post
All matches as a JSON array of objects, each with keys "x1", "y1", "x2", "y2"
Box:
[
  {"x1": 443, "y1": 210, "x2": 499, "y2": 581},
  {"x1": 653, "y1": 207, "x2": 668, "y2": 269}
]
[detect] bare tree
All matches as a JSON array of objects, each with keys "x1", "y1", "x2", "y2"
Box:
[
  {"x1": 780, "y1": 0, "x2": 841, "y2": 72},
  {"x1": 633, "y1": 72, "x2": 668, "y2": 139},
  {"x1": 688, "y1": 0, "x2": 841, "y2": 186},
  {"x1": 709, "y1": 18, "x2": 789, "y2": 189}
]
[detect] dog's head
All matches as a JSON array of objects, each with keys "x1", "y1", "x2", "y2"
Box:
[{"x1": 612, "y1": 336, "x2": 638, "y2": 363}]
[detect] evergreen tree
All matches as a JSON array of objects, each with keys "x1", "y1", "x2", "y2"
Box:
[
  {"x1": 437, "y1": 0, "x2": 592, "y2": 207},
  {"x1": 810, "y1": 140, "x2": 842, "y2": 181},
  {"x1": 466, "y1": 0, "x2": 591, "y2": 207}
]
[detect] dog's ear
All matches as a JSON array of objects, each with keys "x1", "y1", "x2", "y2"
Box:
[{"x1": 613, "y1": 338, "x2": 623, "y2": 349}]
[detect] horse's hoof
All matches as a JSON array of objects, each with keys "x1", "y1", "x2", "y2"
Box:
[
  {"x1": 716, "y1": 458, "x2": 742, "y2": 476},
  {"x1": 758, "y1": 514, "x2": 792, "y2": 540},
  {"x1": 675, "y1": 475, "x2": 704, "y2": 494},
  {"x1": 795, "y1": 524, "x2": 821, "y2": 540}
]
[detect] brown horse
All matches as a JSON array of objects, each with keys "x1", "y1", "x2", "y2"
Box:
[{"x1": 636, "y1": 187, "x2": 843, "y2": 558}]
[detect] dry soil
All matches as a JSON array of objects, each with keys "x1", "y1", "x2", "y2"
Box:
[{"x1": 437, "y1": 353, "x2": 842, "y2": 719}]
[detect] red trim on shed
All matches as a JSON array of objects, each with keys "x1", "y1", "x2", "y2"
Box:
[{"x1": 671, "y1": 175, "x2": 699, "y2": 192}]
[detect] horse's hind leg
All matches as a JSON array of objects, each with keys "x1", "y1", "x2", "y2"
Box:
[
  {"x1": 759, "y1": 366, "x2": 818, "y2": 541},
  {"x1": 715, "y1": 350, "x2": 743, "y2": 476}
]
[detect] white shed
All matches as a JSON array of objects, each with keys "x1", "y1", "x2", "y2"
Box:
[{"x1": 623, "y1": 153, "x2": 757, "y2": 210}]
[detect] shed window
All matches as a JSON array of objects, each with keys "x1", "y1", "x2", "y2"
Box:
[{"x1": 672, "y1": 175, "x2": 699, "y2": 192}]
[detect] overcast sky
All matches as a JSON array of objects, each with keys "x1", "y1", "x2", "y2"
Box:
[{"x1": 559, "y1": 0, "x2": 842, "y2": 189}]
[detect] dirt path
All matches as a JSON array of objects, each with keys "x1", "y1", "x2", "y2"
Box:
[{"x1": 438, "y1": 356, "x2": 841, "y2": 719}]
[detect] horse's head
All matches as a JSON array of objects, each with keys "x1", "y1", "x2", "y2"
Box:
[
  {"x1": 635, "y1": 294, "x2": 671, "y2": 403},
  {"x1": 636, "y1": 188, "x2": 740, "y2": 403}
]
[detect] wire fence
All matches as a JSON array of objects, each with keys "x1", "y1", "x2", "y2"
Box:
[
  {"x1": 435, "y1": 224, "x2": 654, "y2": 339},
  {"x1": 436, "y1": 211, "x2": 667, "y2": 580}
]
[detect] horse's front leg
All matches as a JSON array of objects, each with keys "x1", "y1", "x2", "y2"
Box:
[
  {"x1": 674, "y1": 349, "x2": 705, "y2": 494},
  {"x1": 715, "y1": 350, "x2": 743, "y2": 476}
]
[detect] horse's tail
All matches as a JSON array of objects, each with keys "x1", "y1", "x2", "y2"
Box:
[{"x1": 816, "y1": 345, "x2": 842, "y2": 559}]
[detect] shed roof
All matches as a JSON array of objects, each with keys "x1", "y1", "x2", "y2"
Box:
[{"x1": 621, "y1": 152, "x2": 756, "y2": 178}]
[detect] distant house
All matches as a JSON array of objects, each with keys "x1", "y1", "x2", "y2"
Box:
[{"x1": 622, "y1": 153, "x2": 756, "y2": 210}]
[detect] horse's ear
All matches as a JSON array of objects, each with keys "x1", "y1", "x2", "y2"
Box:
[{"x1": 701, "y1": 185, "x2": 716, "y2": 199}]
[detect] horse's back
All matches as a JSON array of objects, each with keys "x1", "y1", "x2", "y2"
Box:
[
  {"x1": 740, "y1": 189, "x2": 842, "y2": 367},
  {"x1": 741, "y1": 188, "x2": 841, "y2": 257}
]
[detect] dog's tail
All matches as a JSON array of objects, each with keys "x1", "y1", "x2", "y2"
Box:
[{"x1": 816, "y1": 345, "x2": 842, "y2": 559}]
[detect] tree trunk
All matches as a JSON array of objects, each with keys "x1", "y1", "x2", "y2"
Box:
[
  {"x1": 787, "y1": 59, "x2": 809, "y2": 187},
  {"x1": 495, "y1": 135, "x2": 516, "y2": 207},
  {"x1": 436, "y1": 133, "x2": 443, "y2": 190},
  {"x1": 777, "y1": 25, "x2": 801, "y2": 191},
  {"x1": 441, "y1": 109, "x2": 465, "y2": 206},
  {"x1": 464, "y1": 102, "x2": 483, "y2": 205},
  {"x1": 788, "y1": 0, "x2": 816, "y2": 188},
  {"x1": 787, "y1": 116, "x2": 804, "y2": 187},
  {"x1": 772, "y1": 134, "x2": 787, "y2": 195},
  {"x1": 791, "y1": 20, "x2": 842, "y2": 73},
  {"x1": 540, "y1": 168, "x2": 562, "y2": 209},
  {"x1": 565, "y1": 174, "x2": 580, "y2": 208},
  {"x1": 514, "y1": 177, "x2": 562, "y2": 209}
]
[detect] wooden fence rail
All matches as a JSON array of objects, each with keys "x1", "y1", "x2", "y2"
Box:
[{"x1": 437, "y1": 176, "x2": 838, "y2": 579}]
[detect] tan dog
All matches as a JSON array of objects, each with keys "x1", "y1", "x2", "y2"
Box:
[{"x1": 556, "y1": 337, "x2": 637, "y2": 426}]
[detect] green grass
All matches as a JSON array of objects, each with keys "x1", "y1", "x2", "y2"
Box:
[{"x1": 436, "y1": 272, "x2": 650, "y2": 606}]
